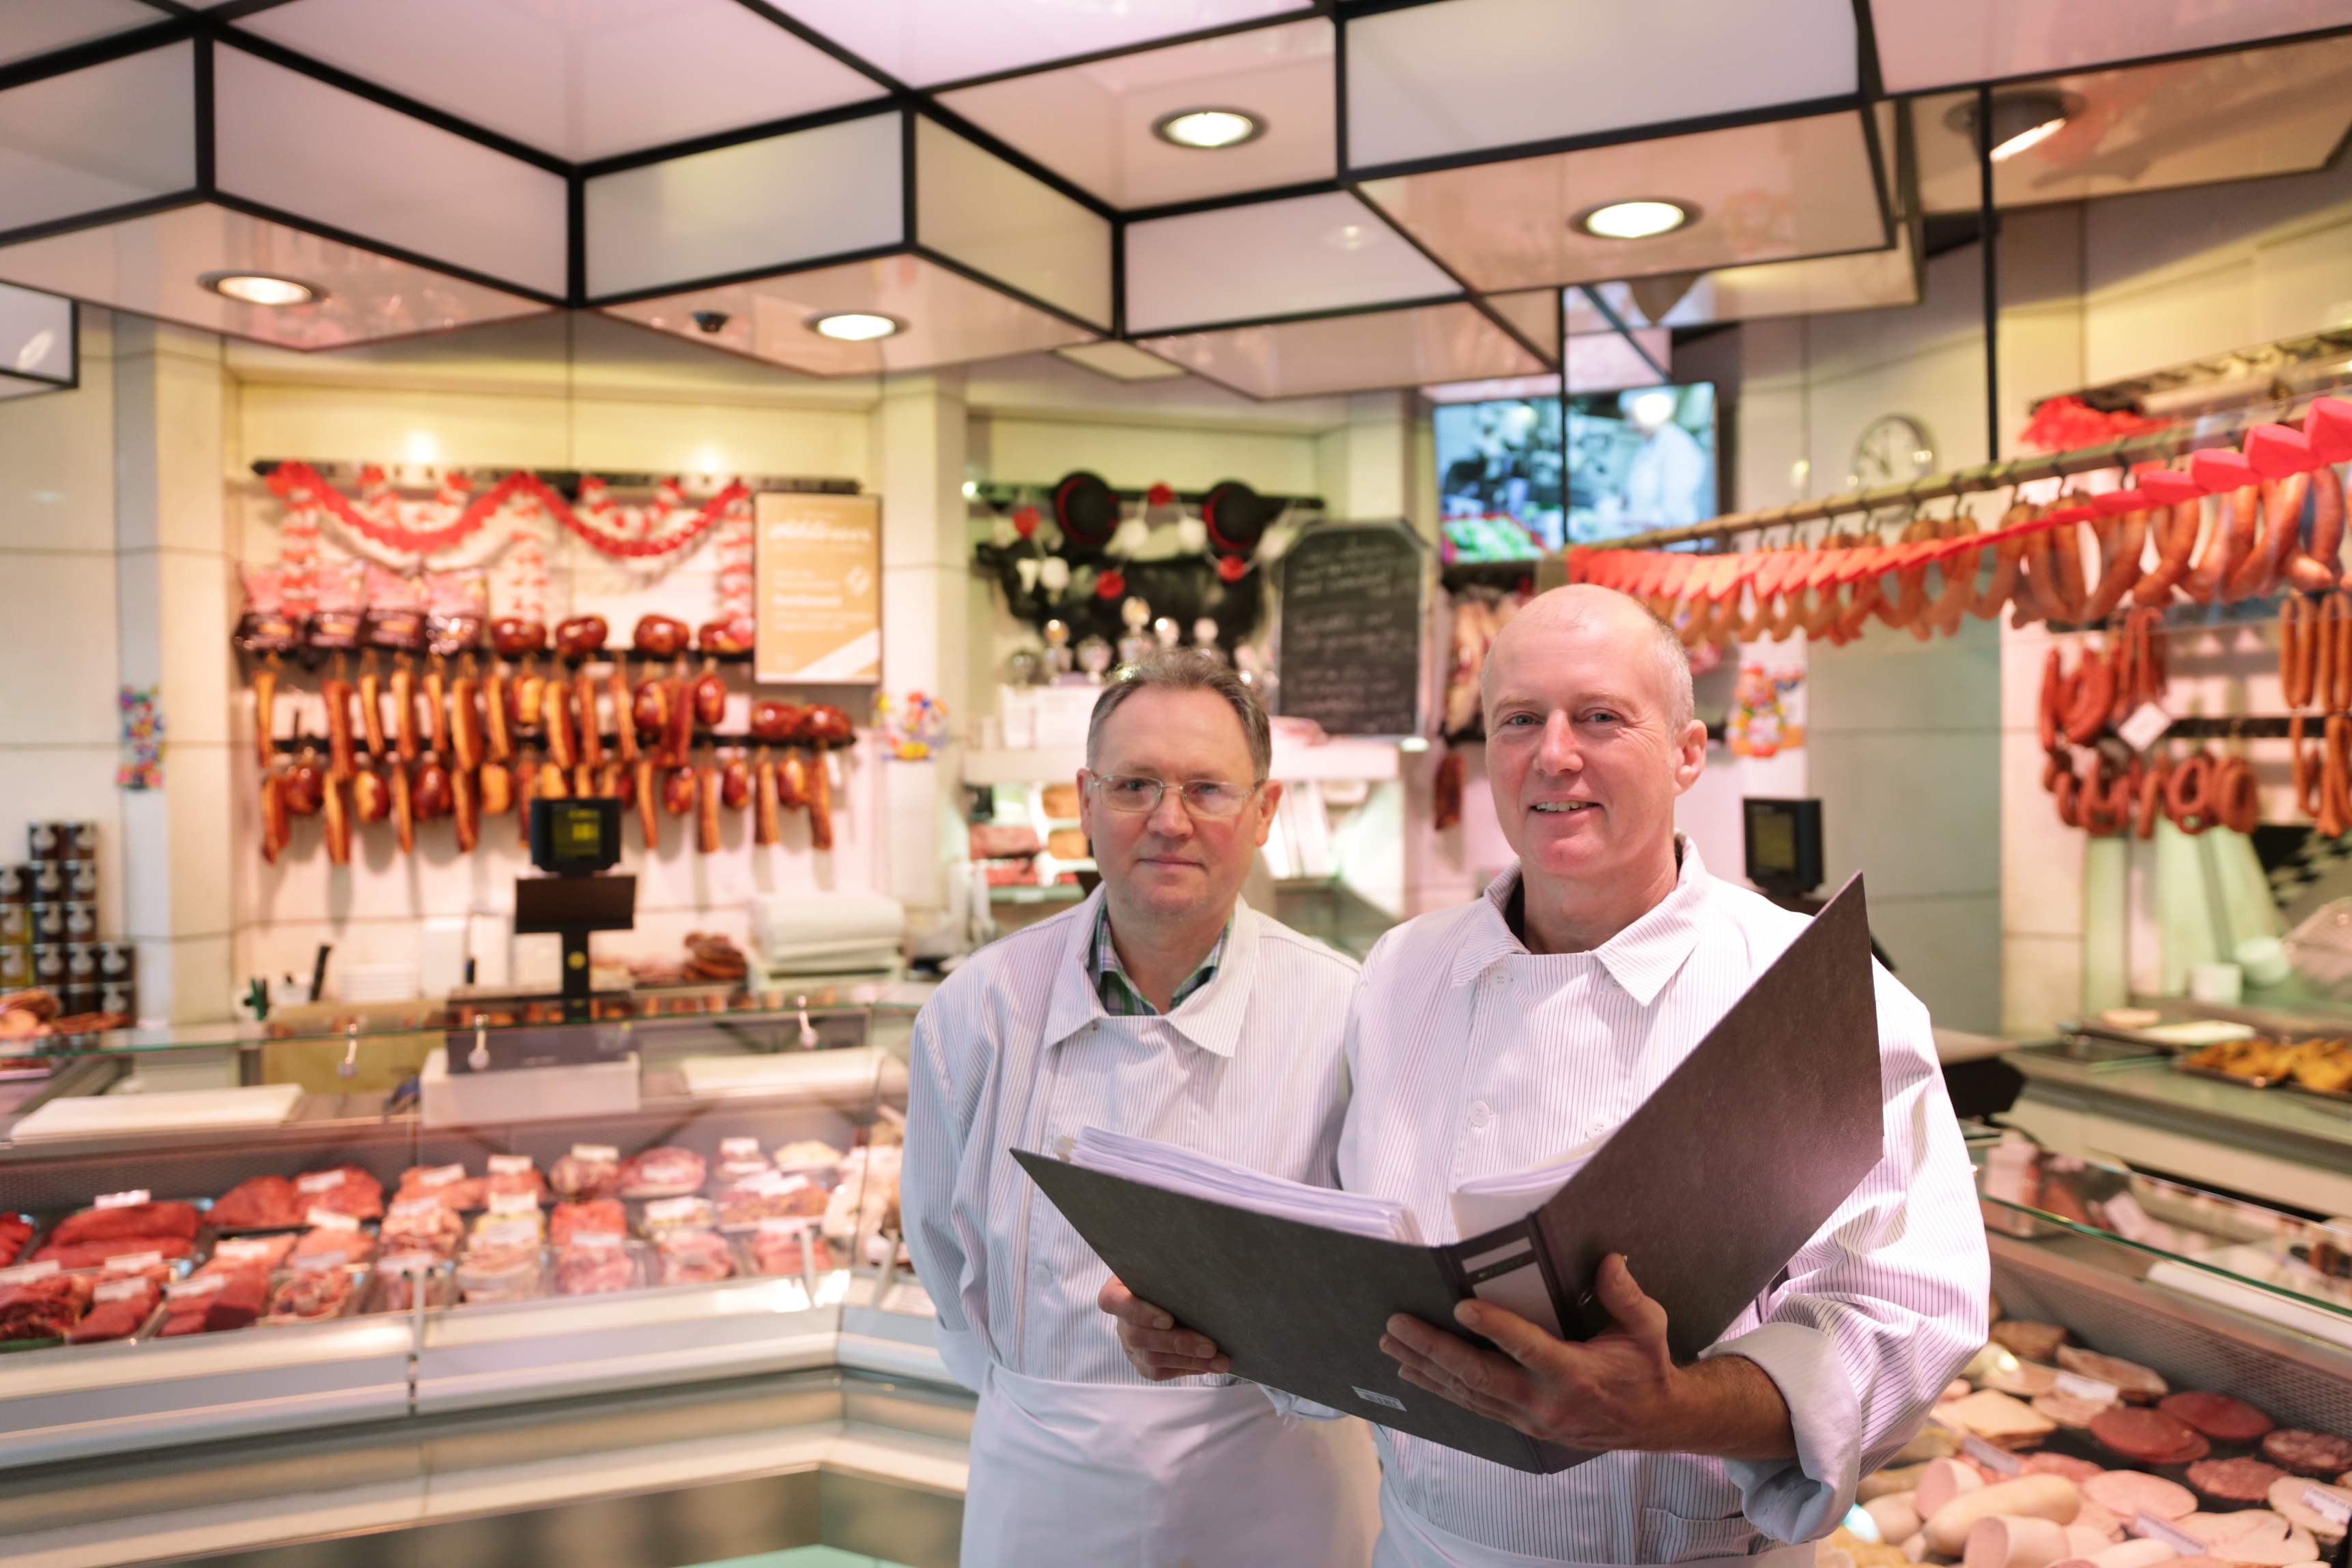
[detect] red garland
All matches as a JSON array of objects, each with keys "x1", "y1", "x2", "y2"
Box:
[{"x1": 266, "y1": 461, "x2": 750, "y2": 561}]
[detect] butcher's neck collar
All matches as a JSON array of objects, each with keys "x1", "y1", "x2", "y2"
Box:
[{"x1": 1507, "y1": 836, "x2": 1684, "y2": 955}]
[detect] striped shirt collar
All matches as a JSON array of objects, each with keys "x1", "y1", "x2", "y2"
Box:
[
  {"x1": 1454, "y1": 835, "x2": 1708, "y2": 1006},
  {"x1": 1042, "y1": 887, "x2": 1256, "y2": 1058},
  {"x1": 1090, "y1": 896, "x2": 1230, "y2": 1018}
]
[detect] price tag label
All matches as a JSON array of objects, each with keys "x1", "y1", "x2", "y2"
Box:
[
  {"x1": 487, "y1": 1154, "x2": 534, "y2": 1176},
  {"x1": 487, "y1": 1189, "x2": 539, "y2": 1215},
  {"x1": 168, "y1": 1273, "x2": 229, "y2": 1299},
  {"x1": 2136, "y1": 1514, "x2": 2206, "y2": 1557},
  {"x1": 757, "y1": 1216, "x2": 816, "y2": 1236},
  {"x1": 389, "y1": 1197, "x2": 444, "y2": 1221},
  {"x1": 720, "y1": 1137, "x2": 763, "y2": 1160},
  {"x1": 564, "y1": 1230, "x2": 625, "y2": 1249},
  {"x1": 474, "y1": 1220, "x2": 539, "y2": 1250},
  {"x1": 306, "y1": 1206, "x2": 360, "y2": 1232},
  {"x1": 217, "y1": 1238, "x2": 278, "y2": 1260},
  {"x1": 644, "y1": 1197, "x2": 704, "y2": 1224},
  {"x1": 94, "y1": 1276, "x2": 148, "y2": 1303},
  {"x1": 292, "y1": 1249, "x2": 348, "y2": 1271},
  {"x1": 571, "y1": 1144, "x2": 619, "y2": 1163},
  {"x1": 93, "y1": 1189, "x2": 150, "y2": 1209},
  {"x1": 0, "y1": 1261, "x2": 59, "y2": 1285},
  {"x1": 2053, "y1": 1370, "x2": 2119, "y2": 1403},
  {"x1": 416, "y1": 1164, "x2": 466, "y2": 1189},
  {"x1": 741, "y1": 1169, "x2": 811, "y2": 1196},
  {"x1": 101, "y1": 1251, "x2": 162, "y2": 1274},
  {"x1": 2116, "y1": 702, "x2": 2172, "y2": 753},
  {"x1": 296, "y1": 1169, "x2": 348, "y2": 1195},
  {"x1": 2303, "y1": 1485, "x2": 2352, "y2": 1529},
  {"x1": 1962, "y1": 1435, "x2": 2022, "y2": 1475}
]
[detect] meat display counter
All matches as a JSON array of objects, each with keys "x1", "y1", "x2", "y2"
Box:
[{"x1": 0, "y1": 988, "x2": 963, "y2": 1479}]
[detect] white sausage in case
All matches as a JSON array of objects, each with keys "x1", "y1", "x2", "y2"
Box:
[
  {"x1": 1964, "y1": 1515, "x2": 2069, "y2": 1568},
  {"x1": 1927, "y1": 1474, "x2": 2081, "y2": 1555},
  {"x1": 1864, "y1": 1492, "x2": 1921, "y2": 1545},
  {"x1": 1917, "y1": 1457, "x2": 1987, "y2": 1519}
]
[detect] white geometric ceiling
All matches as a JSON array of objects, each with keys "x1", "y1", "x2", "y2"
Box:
[{"x1": 0, "y1": 0, "x2": 2339, "y2": 399}]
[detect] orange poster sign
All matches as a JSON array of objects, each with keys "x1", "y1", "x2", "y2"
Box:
[{"x1": 754, "y1": 492, "x2": 880, "y2": 684}]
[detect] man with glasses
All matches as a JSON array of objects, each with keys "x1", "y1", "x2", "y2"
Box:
[{"x1": 904, "y1": 648, "x2": 1379, "y2": 1568}]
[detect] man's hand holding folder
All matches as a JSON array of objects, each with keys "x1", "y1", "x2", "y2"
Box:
[{"x1": 1106, "y1": 1254, "x2": 1796, "y2": 1462}]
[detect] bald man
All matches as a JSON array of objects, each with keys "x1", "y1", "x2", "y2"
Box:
[{"x1": 1110, "y1": 586, "x2": 1986, "y2": 1568}]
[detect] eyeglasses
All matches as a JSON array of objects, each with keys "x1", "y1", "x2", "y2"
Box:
[{"x1": 1089, "y1": 773, "x2": 1263, "y2": 818}]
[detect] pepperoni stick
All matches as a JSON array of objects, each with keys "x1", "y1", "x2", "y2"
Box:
[
  {"x1": 2325, "y1": 718, "x2": 2351, "y2": 839},
  {"x1": 664, "y1": 674, "x2": 694, "y2": 765},
  {"x1": 2081, "y1": 510, "x2": 2147, "y2": 622},
  {"x1": 754, "y1": 752, "x2": 780, "y2": 845},
  {"x1": 696, "y1": 761, "x2": 722, "y2": 853},
  {"x1": 608, "y1": 666, "x2": 638, "y2": 762},
  {"x1": 573, "y1": 670, "x2": 604, "y2": 769},
  {"x1": 2038, "y1": 648, "x2": 2064, "y2": 752},
  {"x1": 259, "y1": 768, "x2": 289, "y2": 864},
  {"x1": 2167, "y1": 751, "x2": 2215, "y2": 834},
  {"x1": 2048, "y1": 513, "x2": 2090, "y2": 621},
  {"x1": 543, "y1": 679, "x2": 576, "y2": 771},
  {"x1": 478, "y1": 760, "x2": 513, "y2": 819},
  {"x1": 2132, "y1": 501, "x2": 2200, "y2": 606},
  {"x1": 322, "y1": 773, "x2": 351, "y2": 866},
  {"x1": 2330, "y1": 593, "x2": 2352, "y2": 713},
  {"x1": 807, "y1": 747, "x2": 834, "y2": 852},
  {"x1": 391, "y1": 664, "x2": 419, "y2": 761},
  {"x1": 635, "y1": 757, "x2": 660, "y2": 850},
  {"x1": 451, "y1": 765, "x2": 478, "y2": 853},
  {"x1": 2063, "y1": 645, "x2": 2113, "y2": 745},
  {"x1": 322, "y1": 676, "x2": 356, "y2": 781},
  {"x1": 423, "y1": 666, "x2": 451, "y2": 756},
  {"x1": 356, "y1": 666, "x2": 386, "y2": 757},
  {"x1": 2294, "y1": 715, "x2": 2322, "y2": 821},
  {"x1": 253, "y1": 667, "x2": 279, "y2": 769},
  {"x1": 390, "y1": 760, "x2": 416, "y2": 855}
]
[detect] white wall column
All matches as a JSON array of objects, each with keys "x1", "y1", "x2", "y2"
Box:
[
  {"x1": 112, "y1": 317, "x2": 236, "y2": 1022},
  {"x1": 875, "y1": 369, "x2": 971, "y2": 930}
]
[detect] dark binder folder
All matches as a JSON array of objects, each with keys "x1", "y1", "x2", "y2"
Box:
[{"x1": 1014, "y1": 872, "x2": 1884, "y2": 1474}]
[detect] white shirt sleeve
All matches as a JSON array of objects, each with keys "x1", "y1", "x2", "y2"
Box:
[
  {"x1": 1703, "y1": 969, "x2": 1989, "y2": 1544},
  {"x1": 901, "y1": 994, "x2": 984, "y2": 1384}
]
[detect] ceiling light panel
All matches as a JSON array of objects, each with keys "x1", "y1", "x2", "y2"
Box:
[
  {"x1": 0, "y1": 43, "x2": 194, "y2": 238},
  {"x1": 0, "y1": 204, "x2": 550, "y2": 350},
  {"x1": 1914, "y1": 35, "x2": 2352, "y2": 212},
  {"x1": 1124, "y1": 190, "x2": 1457, "y2": 334},
  {"x1": 601, "y1": 253, "x2": 1096, "y2": 377},
  {"x1": 914, "y1": 116, "x2": 1111, "y2": 328},
  {"x1": 1135, "y1": 300, "x2": 1542, "y2": 399},
  {"x1": 1358, "y1": 111, "x2": 1884, "y2": 292},
  {"x1": 234, "y1": 0, "x2": 883, "y2": 164},
  {"x1": 935, "y1": 19, "x2": 1333, "y2": 209},
  {"x1": 1870, "y1": 0, "x2": 2352, "y2": 94},
  {"x1": 213, "y1": 47, "x2": 567, "y2": 297},
  {"x1": 1703, "y1": 223, "x2": 1919, "y2": 320},
  {"x1": 775, "y1": 0, "x2": 1307, "y2": 89},
  {"x1": 1344, "y1": 0, "x2": 1857, "y2": 173},
  {"x1": 0, "y1": 0, "x2": 162, "y2": 70},
  {"x1": 1055, "y1": 341, "x2": 1190, "y2": 382},
  {"x1": 585, "y1": 112, "x2": 903, "y2": 301},
  {"x1": 0, "y1": 281, "x2": 74, "y2": 384}
]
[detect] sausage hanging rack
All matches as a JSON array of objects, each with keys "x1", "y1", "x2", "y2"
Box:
[{"x1": 1589, "y1": 390, "x2": 2333, "y2": 555}]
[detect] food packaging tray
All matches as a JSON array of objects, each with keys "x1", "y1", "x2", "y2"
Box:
[{"x1": 9, "y1": 1083, "x2": 304, "y2": 1141}]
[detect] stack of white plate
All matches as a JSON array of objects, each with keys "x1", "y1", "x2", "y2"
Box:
[{"x1": 335, "y1": 963, "x2": 419, "y2": 1002}]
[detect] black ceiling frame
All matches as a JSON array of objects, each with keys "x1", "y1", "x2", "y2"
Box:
[{"x1": 1880, "y1": 14, "x2": 2352, "y2": 99}]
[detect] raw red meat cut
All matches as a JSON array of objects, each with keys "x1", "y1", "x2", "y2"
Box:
[
  {"x1": 550, "y1": 1199, "x2": 626, "y2": 1246},
  {"x1": 655, "y1": 1229, "x2": 733, "y2": 1285},
  {"x1": 209, "y1": 1175, "x2": 305, "y2": 1230},
  {"x1": 394, "y1": 1165, "x2": 485, "y2": 1212},
  {"x1": 751, "y1": 1226, "x2": 831, "y2": 1278},
  {"x1": 2092, "y1": 1406, "x2": 2209, "y2": 1464},
  {"x1": 2262, "y1": 1429, "x2": 2352, "y2": 1477},
  {"x1": 381, "y1": 1199, "x2": 464, "y2": 1257},
  {"x1": 292, "y1": 1165, "x2": 384, "y2": 1219},
  {"x1": 48, "y1": 1201, "x2": 199, "y2": 1247},
  {"x1": 68, "y1": 1278, "x2": 158, "y2": 1343},
  {"x1": 549, "y1": 1152, "x2": 621, "y2": 1202},
  {"x1": 291, "y1": 1226, "x2": 375, "y2": 1266},
  {"x1": 2186, "y1": 1457, "x2": 2286, "y2": 1505},
  {"x1": 554, "y1": 1240, "x2": 634, "y2": 1296},
  {"x1": 2163, "y1": 1391, "x2": 2276, "y2": 1442},
  {"x1": 619, "y1": 1147, "x2": 706, "y2": 1199},
  {"x1": 0, "y1": 1273, "x2": 92, "y2": 1340},
  {"x1": 266, "y1": 1268, "x2": 353, "y2": 1322},
  {"x1": 30, "y1": 1235, "x2": 193, "y2": 1270},
  {"x1": 0, "y1": 1214, "x2": 32, "y2": 1267},
  {"x1": 158, "y1": 1270, "x2": 268, "y2": 1335}
]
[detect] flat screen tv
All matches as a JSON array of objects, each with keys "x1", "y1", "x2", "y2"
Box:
[
  {"x1": 1565, "y1": 382, "x2": 1718, "y2": 545},
  {"x1": 1435, "y1": 396, "x2": 1563, "y2": 555}
]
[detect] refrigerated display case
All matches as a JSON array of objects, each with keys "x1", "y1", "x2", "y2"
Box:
[{"x1": 0, "y1": 990, "x2": 961, "y2": 1478}]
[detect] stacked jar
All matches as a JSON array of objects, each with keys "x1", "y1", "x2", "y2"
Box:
[
  {"x1": 0, "y1": 861, "x2": 27, "y2": 992},
  {"x1": 24, "y1": 823, "x2": 124, "y2": 1018}
]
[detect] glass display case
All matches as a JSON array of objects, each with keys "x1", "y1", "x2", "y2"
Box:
[{"x1": 0, "y1": 988, "x2": 953, "y2": 1470}]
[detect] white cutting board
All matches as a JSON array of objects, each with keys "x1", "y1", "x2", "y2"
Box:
[
  {"x1": 679, "y1": 1047, "x2": 887, "y2": 1099},
  {"x1": 10, "y1": 1082, "x2": 304, "y2": 1142}
]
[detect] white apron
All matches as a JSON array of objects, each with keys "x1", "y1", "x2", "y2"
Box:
[
  {"x1": 1374, "y1": 1487, "x2": 1821, "y2": 1568},
  {"x1": 962, "y1": 1361, "x2": 1380, "y2": 1568}
]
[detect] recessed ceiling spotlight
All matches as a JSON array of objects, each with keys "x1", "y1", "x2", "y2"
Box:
[
  {"x1": 1152, "y1": 107, "x2": 1264, "y2": 150},
  {"x1": 1574, "y1": 200, "x2": 1695, "y2": 240},
  {"x1": 1944, "y1": 90, "x2": 2081, "y2": 162},
  {"x1": 199, "y1": 271, "x2": 322, "y2": 307},
  {"x1": 809, "y1": 311, "x2": 902, "y2": 342}
]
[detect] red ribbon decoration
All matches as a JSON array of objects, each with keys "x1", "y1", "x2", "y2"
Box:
[{"x1": 266, "y1": 461, "x2": 750, "y2": 561}]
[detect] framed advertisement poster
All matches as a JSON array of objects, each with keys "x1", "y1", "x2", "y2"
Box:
[{"x1": 754, "y1": 491, "x2": 881, "y2": 684}]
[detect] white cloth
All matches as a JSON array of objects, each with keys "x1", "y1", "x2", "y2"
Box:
[
  {"x1": 1376, "y1": 1485, "x2": 1821, "y2": 1568},
  {"x1": 1337, "y1": 840, "x2": 1987, "y2": 1564},
  {"x1": 903, "y1": 887, "x2": 1380, "y2": 1568}
]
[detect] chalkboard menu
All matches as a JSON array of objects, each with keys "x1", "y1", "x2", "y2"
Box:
[{"x1": 1275, "y1": 522, "x2": 1426, "y2": 737}]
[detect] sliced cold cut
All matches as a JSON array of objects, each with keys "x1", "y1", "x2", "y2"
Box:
[
  {"x1": 2178, "y1": 1509, "x2": 2314, "y2": 1566},
  {"x1": 1994, "y1": 1321, "x2": 2070, "y2": 1363},
  {"x1": 1987, "y1": 1358, "x2": 2063, "y2": 1397},
  {"x1": 2026, "y1": 1455, "x2": 2110, "y2": 1484},
  {"x1": 2164, "y1": 1393, "x2": 2276, "y2": 1444},
  {"x1": 2188, "y1": 1458, "x2": 2288, "y2": 1507},
  {"x1": 1927, "y1": 1474, "x2": 2083, "y2": 1554},
  {"x1": 2267, "y1": 1477, "x2": 2348, "y2": 1541},
  {"x1": 2093, "y1": 1407, "x2": 2209, "y2": 1465},
  {"x1": 2060, "y1": 1347, "x2": 2169, "y2": 1403},
  {"x1": 1965, "y1": 1514, "x2": 2071, "y2": 1568},
  {"x1": 2261, "y1": 1430, "x2": 2352, "y2": 1478},
  {"x1": 1942, "y1": 1388, "x2": 2060, "y2": 1449},
  {"x1": 2039, "y1": 1393, "x2": 2114, "y2": 1429},
  {"x1": 2085, "y1": 1471, "x2": 2198, "y2": 1522}
]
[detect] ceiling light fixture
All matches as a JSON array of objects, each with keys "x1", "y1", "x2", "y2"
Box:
[
  {"x1": 199, "y1": 272, "x2": 322, "y2": 307},
  {"x1": 1944, "y1": 90, "x2": 2080, "y2": 162},
  {"x1": 1574, "y1": 200, "x2": 1695, "y2": 240},
  {"x1": 809, "y1": 311, "x2": 902, "y2": 342},
  {"x1": 1152, "y1": 108, "x2": 1264, "y2": 150}
]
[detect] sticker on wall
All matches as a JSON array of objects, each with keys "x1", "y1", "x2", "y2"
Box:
[
  {"x1": 875, "y1": 692, "x2": 948, "y2": 760},
  {"x1": 1728, "y1": 664, "x2": 1804, "y2": 759},
  {"x1": 754, "y1": 492, "x2": 881, "y2": 685},
  {"x1": 117, "y1": 686, "x2": 163, "y2": 790}
]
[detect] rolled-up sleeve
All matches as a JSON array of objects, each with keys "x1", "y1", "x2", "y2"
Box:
[{"x1": 1703, "y1": 973, "x2": 1989, "y2": 1545}]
